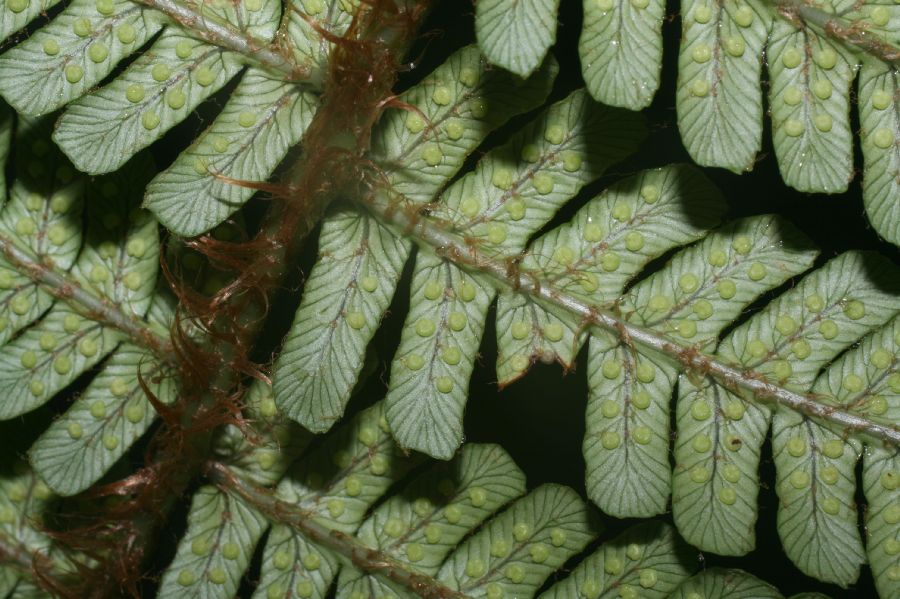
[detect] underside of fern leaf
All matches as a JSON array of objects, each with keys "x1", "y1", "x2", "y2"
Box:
[
  {"x1": 474, "y1": 0, "x2": 900, "y2": 245},
  {"x1": 0, "y1": 0, "x2": 895, "y2": 597},
  {"x1": 266, "y1": 43, "x2": 899, "y2": 590}
]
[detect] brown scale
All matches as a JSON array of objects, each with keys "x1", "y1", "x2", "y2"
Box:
[{"x1": 34, "y1": 2, "x2": 433, "y2": 597}]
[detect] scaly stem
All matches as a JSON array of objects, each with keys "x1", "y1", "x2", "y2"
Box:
[
  {"x1": 207, "y1": 462, "x2": 467, "y2": 599},
  {"x1": 0, "y1": 235, "x2": 174, "y2": 362},
  {"x1": 133, "y1": 0, "x2": 314, "y2": 82},
  {"x1": 776, "y1": 0, "x2": 900, "y2": 64},
  {"x1": 359, "y1": 192, "x2": 900, "y2": 447}
]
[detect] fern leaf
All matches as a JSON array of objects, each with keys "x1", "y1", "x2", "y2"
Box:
[
  {"x1": 864, "y1": 446, "x2": 900, "y2": 599},
  {"x1": 157, "y1": 485, "x2": 269, "y2": 598},
  {"x1": 385, "y1": 89, "x2": 644, "y2": 459},
  {"x1": 254, "y1": 401, "x2": 417, "y2": 599},
  {"x1": 676, "y1": 0, "x2": 771, "y2": 172},
  {"x1": 0, "y1": 119, "x2": 84, "y2": 346},
  {"x1": 370, "y1": 45, "x2": 558, "y2": 205},
  {"x1": 674, "y1": 251, "x2": 899, "y2": 556},
  {"x1": 273, "y1": 45, "x2": 558, "y2": 433},
  {"x1": 273, "y1": 208, "x2": 410, "y2": 432},
  {"x1": 0, "y1": 155, "x2": 160, "y2": 420},
  {"x1": 0, "y1": 0, "x2": 63, "y2": 44},
  {"x1": 771, "y1": 315, "x2": 900, "y2": 587},
  {"x1": 53, "y1": 19, "x2": 271, "y2": 175},
  {"x1": 859, "y1": 60, "x2": 900, "y2": 246},
  {"x1": 28, "y1": 297, "x2": 175, "y2": 496},
  {"x1": 496, "y1": 164, "x2": 722, "y2": 386},
  {"x1": 579, "y1": 0, "x2": 664, "y2": 110},
  {"x1": 670, "y1": 568, "x2": 782, "y2": 598},
  {"x1": 0, "y1": 460, "x2": 58, "y2": 596},
  {"x1": 538, "y1": 521, "x2": 694, "y2": 599},
  {"x1": 588, "y1": 211, "x2": 815, "y2": 518},
  {"x1": 336, "y1": 443, "x2": 526, "y2": 598},
  {"x1": 0, "y1": 0, "x2": 166, "y2": 116},
  {"x1": 144, "y1": 70, "x2": 317, "y2": 236},
  {"x1": 767, "y1": 25, "x2": 855, "y2": 193},
  {"x1": 476, "y1": 0, "x2": 559, "y2": 78},
  {"x1": 435, "y1": 484, "x2": 595, "y2": 595}
]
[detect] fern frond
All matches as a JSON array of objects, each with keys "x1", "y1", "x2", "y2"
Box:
[
  {"x1": 0, "y1": 458, "x2": 65, "y2": 596},
  {"x1": 476, "y1": 0, "x2": 900, "y2": 245},
  {"x1": 475, "y1": 0, "x2": 559, "y2": 78},
  {"x1": 0, "y1": 116, "x2": 175, "y2": 499},
  {"x1": 273, "y1": 45, "x2": 559, "y2": 433},
  {"x1": 0, "y1": 0, "x2": 360, "y2": 236},
  {"x1": 166, "y1": 395, "x2": 836, "y2": 599}
]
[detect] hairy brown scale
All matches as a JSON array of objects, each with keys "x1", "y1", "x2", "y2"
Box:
[{"x1": 36, "y1": 2, "x2": 431, "y2": 597}]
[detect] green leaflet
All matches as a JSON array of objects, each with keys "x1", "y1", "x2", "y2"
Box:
[
  {"x1": 497, "y1": 164, "x2": 722, "y2": 386},
  {"x1": 54, "y1": 29, "x2": 247, "y2": 175},
  {"x1": 767, "y1": 22, "x2": 855, "y2": 193},
  {"x1": 676, "y1": 0, "x2": 771, "y2": 172},
  {"x1": 0, "y1": 156, "x2": 159, "y2": 420},
  {"x1": 538, "y1": 521, "x2": 695, "y2": 599},
  {"x1": 156, "y1": 485, "x2": 269, "y2": 599},
  {"x1": 0, "y1": 0, "x2": 165, "y2": 116},
  {"x1": 476, "y1": 0, "x2": 559, "y2": 77},
  {"x1": 336, "y1": 443, "x2": 526, "y2": 598},
  {"x1": 31, "y1": 348, "x2": 169, "y2": 489},
  {"x1": 0, "y1": 0, "x2": 63, "y2": 44},
  {"x1": 212, "y1": 381, "x2": 313, "y2": 488},
  {"x1": 144, "y1": 70, "x2": 317, "y2": 236},
  {"x1": 28, "y1": 296, "x2": 175, "y2": 496},
  {"x1": 0, "y1": 460, "x2": 58, "y2": 597},
  {"x1": 772, "y1": 316, "x2": 900, "y2": 587},
  {"x1": 435, "y1": 484, "x2": 595, "y2": 596},
  {"x1": 670, "y1": 568, "x2": 782, "y2": 598},
  {"x1": 0, "y1": 119, "x2": 84, "y2": 347},
  {"x1": 579, "y1": 0, "x2": 664, "y2": 110},
  {"x1": 275, "y1": 44, "x2": 557, "y2": 434},
  {"x1": 253, "y1": 525, "x2": 338, "y2": 599},
  {"x1": 274, "y1": 208, "x2": 410, "y2": 433},
  {"x1": 864, "y1": 450, "x2": 900, "y2": 599},
  {"x1": 370, "y1": 45, "x2": 558, "y2": 205},
  {"x1": 385, "y1": 89, "x2": 644, "y2": 459},
  {"x1": 674, "y1": 252, "x2": 900, "y2": 556},
  {"x1": 587, "y1": 214, "x2": 815, "y2": 518},
  {"x1": 254, "y1": 402, "x2": 419, "y2": 599},
  {"x1": 859, "y1": 60, "x2": 900, "y2": 246},
  {"x1": 383, "y1": 253, "x2": 493, "y2": 460}
]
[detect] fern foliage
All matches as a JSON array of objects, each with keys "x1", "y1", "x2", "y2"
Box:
[
  {"x1": 0, "y1": 0, "x2": 896, "y2": 597},
  {"x1": 0, "y1": 0, "x2": 343, "y2": 237},
  {"x1": 0, "y1": 116, "x2": 177, "y2": 502},
  {"x1": 266, "y1": 43, "x2": 899, "y2": 592},
  {"x1": 475, "y1": 0, "x2": 900, "y2": 245}
]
